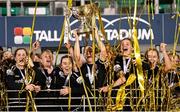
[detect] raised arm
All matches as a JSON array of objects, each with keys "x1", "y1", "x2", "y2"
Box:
[
  {"x1": 73, "y1": 31, "x2": 83, "y2": 67},
  {"x1": 65, "y1": 42, "x2": 74, "y2": 58},
  {"x1": 94, "y1": 28, "x2": 107, "y2": 62},
  {"x1": 160, "y1": 43, "x2": 172, "y2": 72}
]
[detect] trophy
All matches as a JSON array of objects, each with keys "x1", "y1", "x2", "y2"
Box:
[
  {"x1": 64, "y1": 6, "x2": 72, "y2": 44},
  {"x1": 71, "y1": 3, "x2": 98, "y2": 34}
]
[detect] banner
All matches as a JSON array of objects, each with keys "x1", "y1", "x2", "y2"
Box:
[
  {"x1": 164, "y1": 14, "x2": 180, "y2": 44},
  {"x1": 7, "y1": 16, "x2": 64, "y2": 47},
  {"x1": 5, "y1": 14, "x2": 180, "y2": 47},
  {"x1": 0, "y1": 17, "x2": 5, "y2": 47}
]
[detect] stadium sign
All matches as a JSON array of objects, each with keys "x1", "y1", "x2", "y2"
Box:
[
  {"x1": 5, "y1": 14, "x2": 179, "y2": 47},
  {"x1": 69, "y1": 16, "x2": 154, "y2": 42}
]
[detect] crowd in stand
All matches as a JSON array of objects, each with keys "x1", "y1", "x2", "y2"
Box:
[{"x1": 0, "y1": 28, "x2": 179, "y2": 111}]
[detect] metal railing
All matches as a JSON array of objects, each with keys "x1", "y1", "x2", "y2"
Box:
[{"x1": 3, "y1": 88, "x2": 172, "y2": 111}]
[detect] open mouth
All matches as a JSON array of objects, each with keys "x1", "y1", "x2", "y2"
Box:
[
  {"x1": 19, "y1": 60, "x2": 23, "y2": 62},
  {"x1": 46, "y1": 60, "x2": 51, "y2": 63},
  {"x1": 123, "y1": 48, "x2": 128, "y2": 51},
  {"x1": 87, "y1": 56, "x2": 92, "y2": 59},
  {"x1": 65, "y1": 68, "x2": 70, "y2": 71},
  {"x1": 19, "y1": 58, "x2": 25, "y2": 63}
]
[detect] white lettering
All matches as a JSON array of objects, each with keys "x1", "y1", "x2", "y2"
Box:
[
  {"x1": 34, "y1": 31, "x2": 41, "y2": 41},
  {"x1": 119, "y1": 29, "x2": 129, "y2": 39},
  {"x1": 34, "y1": 30, "x2": 61, "y2": 42},
  {"x1": 32, "y1": 28, "x2": 154, "y2": 43},
  {"x1": 137, "y1": 29, "x2": 141, "y2": 40},
  {"x1": 141, "y1": 29, "x2": 154, "y2": 40},
  {"x1": 105, "y1": 30, "x2": 112, "y2": 40},
  {"x1": 48, "y1": 30, "x2": 53, "y2": 41},
  {"x1": 150, "y1": 29, "x2": 154, "y2": 40},
  {"x1": 111, "y1": 29, "x2": 119, "y2": 40},
  {"x1": 39, "y1": 30, "x2": 48, "y2": 41},
  {"x1": 128, "y1": 29, "x2": 133, "y2": 39}
]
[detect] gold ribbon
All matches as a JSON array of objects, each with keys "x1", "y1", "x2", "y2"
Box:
[
  {"x1": 18, "y1": 68, "x2": 36, "y2": 111},
  {"x1": 55, "y1": 20, "x2": 65, "y2": 66},
  {"x1": 173, "y1": 10, "x2": 179, "y2": 57},
  {"x1": 98, "y1": 11, "x2": 107, "y2": 42},
  {"x1": 25, "y1": 91, "x2": 37, "y2": 112},
  {"x1": 68, "y1": 80, "x2": 71, "y2": 111},
  {"x1": 24, "y1": 0, "x2": 39, "y2": 111},
  {"x1": 55, "y1": 0, "x2": 73, "y2": 66},
  {"x1": 133, "y1": 28, "x2": 145, "y2": 99},
  {"x1": 147, "y1": 0, "x2": 154, "y2": 48},
  {"x1": 25, "y1": 68, "x2": 37, "y2": 112},
  {"x1": 132, "y1": 0, "x2": 144, "y2": 95},
  {"x1": 91, "y1": 13, "x2": 97, "y2": 111},
  {"x1": 112, "y1": 74, "x2": 136, "y2": 110},
  {"x1": 76, "y1": 66, "x2": 92, "y2": 112},
  {"x1": 68, "y1": 0, "x2": 72, "y2": 8},
  {"x1": 28, "y1": 0, "x2": 38, "y2": 59}
]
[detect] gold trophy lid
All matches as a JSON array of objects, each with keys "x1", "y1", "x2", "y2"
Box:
[
  {"x1": 72, "y1": 3, "x2": 98, "y2": 19},
  {"x1": 71, "y1": 3, "x2": 99, "y2": 34}
]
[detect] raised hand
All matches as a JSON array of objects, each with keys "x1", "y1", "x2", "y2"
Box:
[
  {"x1": 160, "y1": 43, "x2": 167, "y2": 53},
  {"x1": 32, "y1": 40, "x2": 40, "y2": 51}
]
